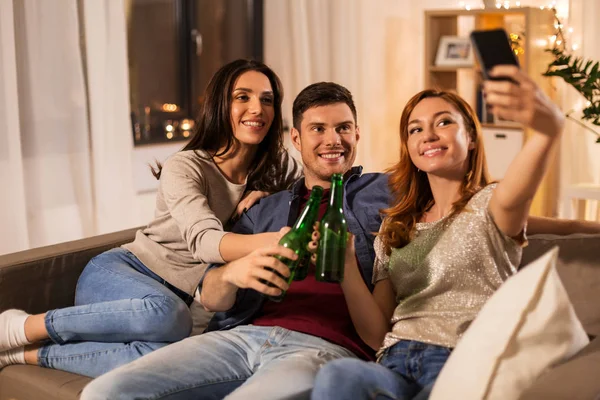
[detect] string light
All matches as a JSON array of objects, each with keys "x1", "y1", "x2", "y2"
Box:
[
  {"x1": 161, "y1": 103, "x2": 179, "y2": 112},
  {"x1": 510, "y1": 32, "x2": 525, "y2": 55},
  {"x1": 455, "y1": 1, "x2": 577, "y2": 50},
  {"x1": 459, "y1": 1, "x2": 560, "y2": 11}
]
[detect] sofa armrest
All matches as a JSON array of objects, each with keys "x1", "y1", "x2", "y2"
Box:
[{"x1": 0, "y1": 228, "x2": 139, "y2": 314}]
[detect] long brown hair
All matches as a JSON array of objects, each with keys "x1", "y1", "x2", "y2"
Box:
[
  {"x1": 152, "y1": 59, "x2": 298, "y2": 192},
  {"x1": 380, "y1": 90, "x2": 491, "y2": 253}
]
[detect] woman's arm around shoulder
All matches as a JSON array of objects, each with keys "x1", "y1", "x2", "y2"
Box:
[{"x1": 160, "y1": 153, "x2": 282, "y2": 263}]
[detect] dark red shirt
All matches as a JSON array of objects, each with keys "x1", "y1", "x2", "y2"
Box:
[{"x1": 252, "y1": 187, "x2": 375, "y2": 361}]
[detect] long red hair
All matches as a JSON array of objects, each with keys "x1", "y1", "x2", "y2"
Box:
[{"x1": 380, "y1": 90, "x2": 491, "y2": 254}]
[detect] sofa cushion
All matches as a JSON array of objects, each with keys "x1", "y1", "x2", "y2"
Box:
[
  {"x1": 430, "y1": 248, "x2": 589, "y2": 400},
  {"x1": 523, "y1": 234, "x2": 600, "y2": 336},
  {"x1": 518, "y1": 336, "x2": 600, "y2": 400},
  {"x1": 0, "y1": 365, "x2": 89, "y2": 400}
]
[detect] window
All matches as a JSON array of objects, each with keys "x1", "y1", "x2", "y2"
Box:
[{"x1": 126, "y1": 0, "x2": 263, "y2": 146}]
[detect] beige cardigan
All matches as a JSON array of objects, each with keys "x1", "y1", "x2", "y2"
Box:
[{"x1": 124, "y1": 150, "x2": 246, "y2": 295}]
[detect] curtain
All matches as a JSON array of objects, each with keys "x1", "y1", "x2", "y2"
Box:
[
  {"x1": 0, "y1": 0, "x2": 136, "y2": 255},
  {"x1": 264, "y1": 0, "x2": 405, "y2": 173}
]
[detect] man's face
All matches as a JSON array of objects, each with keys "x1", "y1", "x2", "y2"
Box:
[{"x1": 291, "y1": 103, "x2": 360, "y2": 188}]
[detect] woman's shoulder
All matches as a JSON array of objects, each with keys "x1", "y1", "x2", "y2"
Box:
[
  {"x1": 468, "y1": 183, "x2": 497, "y2": 208},
  {"x1": 163, "y1": 150, "x2": 213, "y2": 174}
]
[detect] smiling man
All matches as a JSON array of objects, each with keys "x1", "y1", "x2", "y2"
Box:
[
  {"x1": 290, "y1": 88, "x2": 359, "y2": 188},
  {"x1": 81, "y1": 82, "x2": 390, "y2": 400}
]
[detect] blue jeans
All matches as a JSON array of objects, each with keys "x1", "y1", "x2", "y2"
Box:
[
  {"x1": 38, "y1": 248, "x2": 193, "y2": 377},
  {"x1": 80, "y1": 325, "x2": 357, "y2": 400},
  {"x1": 311, "y1": 340, "x2": 452, "y2": 400}
]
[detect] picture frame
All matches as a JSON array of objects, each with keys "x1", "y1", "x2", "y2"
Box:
[{"x1": 435, "y1": 36, "x2": 474, "y2": 67}]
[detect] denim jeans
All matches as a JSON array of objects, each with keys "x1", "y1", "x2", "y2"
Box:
[
  {"x1": 38, "y1": 248, "x2": 193, "y2": 377},
  {"x1": 80, "y1": 325, "x2": 357, "y2": 400},
  {"x1": 311, "y1": 340, "x2": 452, "y2": 400}
]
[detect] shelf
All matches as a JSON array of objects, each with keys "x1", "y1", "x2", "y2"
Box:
[
  {"x1": 424, "y1": 6, "x2": 558, "y2": 217},
  {"x1": 428, "y1": 65, "x2": 474, "y2": 72},
  {"x1": 425, "y1": 7, "x2": 534, "y2": 18},
  {"x1": 481, "y1": 122, "x2": 523, "y2": 130}
]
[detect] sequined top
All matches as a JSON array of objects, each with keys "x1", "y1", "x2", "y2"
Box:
[{"x1": 373, "y1": 184, "x2": 525, "y2": 353}]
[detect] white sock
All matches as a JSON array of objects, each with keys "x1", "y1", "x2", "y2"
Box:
[
  {"x1": 0, "y1": 347, "x2": 25, "y2": 369},
  {"x1": 0, "y1": 309, "x2": 32, "y2": 351}
]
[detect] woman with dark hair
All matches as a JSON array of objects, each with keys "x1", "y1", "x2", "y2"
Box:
[
  {"x1": 0, "y1": 59, "x2": 299, "y2": 377},
  {"x1": 311, "y1": 65, "x2": 565, "y2": 400}
]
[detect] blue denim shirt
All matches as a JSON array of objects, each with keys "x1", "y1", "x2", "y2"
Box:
[{"x1": 200, "y1": 166, "x2": 390, "y2": 332}]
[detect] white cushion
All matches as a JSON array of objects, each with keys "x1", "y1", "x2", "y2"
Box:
[{"x1": 430, "y1": 247, "x2": 589, "y2": 400}]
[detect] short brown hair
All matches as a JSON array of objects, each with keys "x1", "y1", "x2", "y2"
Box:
[{"x1": 292, "y1": 82, "x2": 357, "y2": 131}]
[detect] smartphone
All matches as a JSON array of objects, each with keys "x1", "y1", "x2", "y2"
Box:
[{"x1": 470, "y1": 28, "x2": 519, "y2": 80}]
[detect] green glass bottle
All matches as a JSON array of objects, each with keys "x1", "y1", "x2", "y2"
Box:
[
  {"x1": 315, "y1": 174, "x2": 347, "y2": 283},
  {"x1": 292, "y1": 253, "x2": 311, "y2": 281},
  {"x1": 266, "y1": 185, "x2": 324, "y2": 302}
]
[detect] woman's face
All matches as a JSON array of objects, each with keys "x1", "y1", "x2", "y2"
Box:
[
  {"x1": 406, "y1": 97, "x2": 474, "y2": 179},
  {"x1": 229, "y1": 70, "x2": 276, "y2": 148}
]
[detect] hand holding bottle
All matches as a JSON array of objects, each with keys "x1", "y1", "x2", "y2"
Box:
[
  {"x1": 309, "y1": 224, "x2": 356, "y2": 279},
  {"x1": 264, "y1": 185, "x2": 324, "y2": 301},
  {"x1": 222, "y1": 243, "x2": 297, "y2": 297},
  {"x1": 315, "y1": 173, "x2": 347, "y2": 283}
]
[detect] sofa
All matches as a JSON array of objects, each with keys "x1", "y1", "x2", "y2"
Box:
[{"x1": 0, "y1": 228, "x2": 599, "y2": 400}]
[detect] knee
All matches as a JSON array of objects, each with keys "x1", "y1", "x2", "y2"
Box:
[
  {"x1": 138, "y1": 296, "x2": 192, "y2": 341},
  {"x1": 313, "y1": 358, "x2": 368, "y2": 398},
  {"x1": 318, "y1": 358, "x2": 367, "y2": 381},
  {"x1": 80, "y1": 374, "x2": 127, "y2": 400}
]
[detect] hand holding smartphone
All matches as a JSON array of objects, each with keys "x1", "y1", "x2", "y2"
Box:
[{"x1": 470, "y1": 28, "x2": 519, "y2": 81}]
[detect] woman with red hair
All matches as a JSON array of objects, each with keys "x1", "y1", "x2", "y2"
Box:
[{"x1": 312, "y1": 65, "x2": 565, "y2": 400}]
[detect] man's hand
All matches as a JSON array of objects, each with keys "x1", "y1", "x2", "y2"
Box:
[{"x1": 221, "y1": 244, "x2": 297, "y2": 297}]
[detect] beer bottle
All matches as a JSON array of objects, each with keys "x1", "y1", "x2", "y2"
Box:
[
  {"x1": 292, "y1": 253, "x2": 311, "y2": 281},
  {"x1": 315, "y1": 174, "x2": 347, "y2": 282},
  {"x1": 266, "y1": 185, "x2": 324, "y2": 301}
]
